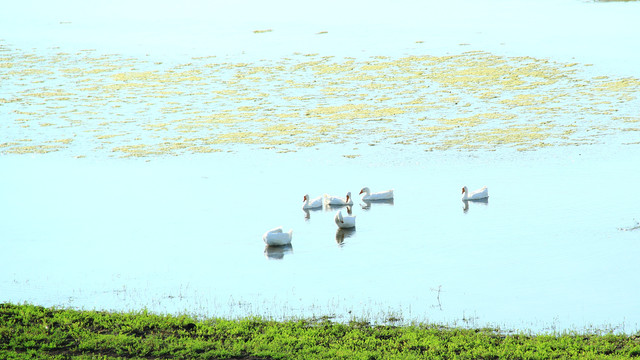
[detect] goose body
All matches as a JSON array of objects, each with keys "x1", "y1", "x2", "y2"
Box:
[
  {"x1": 324, "y1": 192, "x2": 353, "y2": 206},
  {"x1": 461, "y1": 186, "x2": 489, "y2": 200},
  {"x1": 359, "y1": 187, "x2": 394, "y2": 201},
  {"x1": 262, "y1": 226, "x2": 293, "y2": 246},
  {"x1": 302, "y1": 194, "x2": 323, "y2": 209},
  {"x1": 334, "y1": 210, "x2": 356, "y2": 229}
]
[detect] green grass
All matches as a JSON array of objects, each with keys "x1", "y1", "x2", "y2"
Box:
[{"x1": 1, "y1": 303, "x2": 639, "y2": 359}]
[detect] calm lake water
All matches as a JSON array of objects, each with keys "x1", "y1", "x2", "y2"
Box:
[
  {"x1": 1, "y1": 0, "x2": 640, "y2": 333},
  {"x1": 3, "y1": 147, "x2": 640, "y2": 333}
]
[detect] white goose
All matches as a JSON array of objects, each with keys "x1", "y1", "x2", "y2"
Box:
[
  {"x1": 334, "y1": 210, "x2": 356, "y2": 229},
  {"x1": 324, "y1": 191, "x2": 353, "y2": 206},
  {"x1": 461, "y1": 186, "x2": 489, "y2": 200},
  {"x1": 302, "y1": 194, "x2": 323, "y2": 209},
  {"x1": 359, "y1": 187, "x2": 394, "y2": 201},
  {"x1": 262, "y1": 226, "x2": 293, "y2": 246}
]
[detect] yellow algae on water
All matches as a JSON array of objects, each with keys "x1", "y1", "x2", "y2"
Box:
[
  {"x1": 473, "y1": 125, "x2": 555, "y2": 148},
  {"x1": 53, "y1": 138, "x2": 74, "y2": 144},
  {"x1": 263, "y1": 123, "x2": 305, "y2": 135},
  {"x1": 297, "y1": 140, "x2": 320, "y2": 147},
  {"x1": 96, "y1": 134, "x2": 126, "y2": 140},
  {"x1": 308, "y1": 104, "x2": 367, "y2": 117},
  {"x1": 189, "y1": 146, "x2": 223, "y2": 153},
  {"x1": 4, "y1": 142, "x2": 67, "y2": 154},
  {"x1": 111, "y1": 144, "x2": 157, "y2": 157},
  {"x1": 111, "y1": 71, "x2": 158, "y2": 82},
  {"x1": 313, "y1": 62, "x2": 355, "y2": 74},
  {"x1": 372, "y1": 107, "x2": 405, "y2": 117},
  {"x1": 616, "y1": 116, "x2": 640, "y2": 123},
  {"x1": 593, "y1": 78, "x2": 640, "y2": 92},
  {"x1": 3, "y1": 41, "x2": 640, "y2": 157},
  {"x1": 499, "y1": 94, "x2": 541, "y2": 107},
  {"x1": 438, "y1": 113, "x2": 514, "y2": 127}
]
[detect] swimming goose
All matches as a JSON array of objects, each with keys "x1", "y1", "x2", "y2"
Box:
[
  {"x1": 359, "y1": 187, "x2": 394, "y2": 201},
  {"x1": 461, "y1": 186, "x2": 489, "y2": 200},
  {"x1": 302, "y1": 194, "x2": 323, "y2": 209},
  {"x1": 334, "y1": 210, "x2": 356, "y2": 229},
  {"x1": 262, "y1": 226, "x2": 293, "y2": 246},
  {"x1": 324, "y1": 192, "x2": 353, "y2": 206}
]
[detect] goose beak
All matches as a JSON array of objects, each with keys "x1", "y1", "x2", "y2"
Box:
[
  {"x1": 461, "y1": 188, "x2": 465, "y2": 194},
  {"x1": 303, "y1": 195, "x2": 307, "y2": 201},
  {"x1": 359, "y1": 190, "x2": 364, "y2": 195},
  {"x1": 346, "y1": 195, "x2": 350, "y2": 203}
]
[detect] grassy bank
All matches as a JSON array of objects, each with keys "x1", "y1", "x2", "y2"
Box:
[{"x1": 1, "y1": 304, "x2": 639, "y2": 359}]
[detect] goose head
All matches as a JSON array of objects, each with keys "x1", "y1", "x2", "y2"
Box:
[
  {"x1": 303, "y1": 194, "x2": 309, "y2": 202},
  {"x1": 345, "y1": 192, "x2": 352, "y2": 203},
  {"x1": 461, "y1": 186, "x2": 469, "y2": 200},
  {"x1": 359, "y1": 187, "x2": 370, "y2": 196}
]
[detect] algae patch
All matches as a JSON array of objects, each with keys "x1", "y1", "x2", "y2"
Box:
[{"x1": 2, "y1": 43, "x2": 639, "y2": 157}]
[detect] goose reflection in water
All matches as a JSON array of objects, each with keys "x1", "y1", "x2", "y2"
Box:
[
  {"x1": 360, "y1": 198, "x2": 394, "y2": 211},
  {"x1": 302, "y1": 207, "x2": 322, "y2": 220},
  {"x1": 335, "y1": 228, "x2": 356, "y2": 246},
  {"x1": 264, "y1": 244, "x2": 293, "y2": 260},
  {"x1": 325, "y1": 203, "x2": 352, "y2": 212},
  {"x1": 461, "y1": 198, "x2": 489, "y2": 213},
  {"x1": 338, "y1": 205, "x2": 354, "y2": 218}
]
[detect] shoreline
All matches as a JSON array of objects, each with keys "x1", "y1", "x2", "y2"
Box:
[{"x1": 2, "y1": 303, "x2": 640, "y2": 359}]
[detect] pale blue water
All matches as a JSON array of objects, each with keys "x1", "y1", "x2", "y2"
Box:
[
  {"x1": 2, "y1": 146, "x2": 639, "y2": 333},
  {"x1": 1, "y1": 0, "x2": 640, "y2": 333}
]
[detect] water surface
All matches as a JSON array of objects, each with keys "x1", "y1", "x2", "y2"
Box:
[
  {"x1": 1, "y1": 0, "x2": 640, "y2": 334},
  {"x1": 2, "y1": 147, "x2": 639, "y2": 332}
]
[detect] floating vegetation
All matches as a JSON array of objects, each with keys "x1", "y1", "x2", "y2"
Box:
[
  {"x1": 1, "y1": 42, "x2": 639, "y2": 158},
  {"x1": 619, "y1": 220, "x2": 640, "y2": 231}
]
